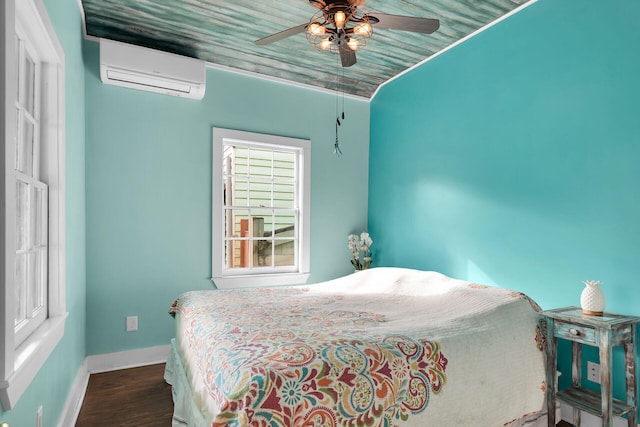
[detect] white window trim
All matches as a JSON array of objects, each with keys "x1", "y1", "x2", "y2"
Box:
[
  {"x1": 1, "y1": 0, "x2": 67, "y2": 410},
  {"x1": 211, "y1": 128, "x2": 310, "y2": 289}
]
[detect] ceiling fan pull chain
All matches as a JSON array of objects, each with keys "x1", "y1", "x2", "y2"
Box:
[
  {"x1": 342, "y1": 64, "x2": 346, "y2": 121},
  {"x1": 334, "y1": 121, "x2": 343, "y2": 156},
  {"x1": 333, "y1": 53, "x2": 343, "y2": 156},
  {"x1": 335, "y1": 98, "x2": 345, "y2": 156}
]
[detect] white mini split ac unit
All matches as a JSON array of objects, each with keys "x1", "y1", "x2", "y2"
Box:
[{"x1": 99, "y1": 38, "x2": 206, "y2": 100}]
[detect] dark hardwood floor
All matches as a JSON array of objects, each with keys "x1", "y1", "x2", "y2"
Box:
[{"x1": 75, "y1": 363, "x2": 173, "y2": 427}]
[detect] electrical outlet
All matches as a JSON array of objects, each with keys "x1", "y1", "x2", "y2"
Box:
[
  {"x1": 587, "y1": 361, "x2": 600, "y2": 383},
  {"x1": 126, "y1": 316, "x2": 138, "y2": 332},
  {"x1": 36, "y1": 405, "x2": 43, "y2": 427}
]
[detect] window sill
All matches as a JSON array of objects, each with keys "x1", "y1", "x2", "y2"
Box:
[
  {"x1": 212, "y1": 272, "x2": 310, "y2": 289},
  {"x1": 0, "y1": 313, "x2": 68, "y2": 410}
]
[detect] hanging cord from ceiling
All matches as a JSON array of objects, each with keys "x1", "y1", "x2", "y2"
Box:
[{"x1": 334, "y1": 54, "x2": 345, "y2": 156}]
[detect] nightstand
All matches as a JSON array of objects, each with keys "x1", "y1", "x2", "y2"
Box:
[{"x1": 542, "y1": 306, "x2": 640, "y2": 427}]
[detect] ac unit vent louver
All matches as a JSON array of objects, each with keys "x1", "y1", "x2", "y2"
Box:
[{"x1": 99, "y1": 39, "x2": 206, "y2": 100}]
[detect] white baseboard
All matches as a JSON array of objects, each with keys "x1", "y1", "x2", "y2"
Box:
[
  {"x1": 56, "y1": 358, "x2": 89, "y2": 427},
  {"x1": 560, "y1": 401, "x2": 638, "y2": 427},
  {"x1": 86, "y1": 344, "x2": 170, "y2": 374},
  {"x1": 59, "y1": 344, "x2": 171, "y2": 427}
]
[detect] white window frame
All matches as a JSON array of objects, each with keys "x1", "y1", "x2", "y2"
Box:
[
  {"x1": 212, "y1": 128, "x2": 310, "y2": 289},
  {"x1": 14, "y1": 18, "x2": 48, "y2": 349},
  {"x1": 1, "y1": 0, "x2": 67, "y2": 410}
]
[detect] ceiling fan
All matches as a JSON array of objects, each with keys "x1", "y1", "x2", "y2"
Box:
[{"x1": 255, "y1": 0, "x2": 440, "y2": 67}]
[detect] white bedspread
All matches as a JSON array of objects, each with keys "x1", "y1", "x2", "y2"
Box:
[{"x1": 170, "y1": 267, "x2": 547, "y2": 426}]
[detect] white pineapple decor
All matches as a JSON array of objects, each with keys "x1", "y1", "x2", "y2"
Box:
[{"x1": 580, "y1": 280, "x2": 605, "y2": 316}]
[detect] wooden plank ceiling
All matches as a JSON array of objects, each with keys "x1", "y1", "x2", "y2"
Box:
[{"x1": 81, "y1": 0, "x2": 532, "y2": 98}]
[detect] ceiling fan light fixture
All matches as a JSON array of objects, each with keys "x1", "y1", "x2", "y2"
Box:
[
  {"x1": 334, "y1": 10, "x2": 346, "y2": 29},
  {"x1": 319, "y1": 38, "x2": 333, "y2": 50},
  {"x1": 354, "y1": 21, "x2": 371, "y2": 36},
  {"x1": 307, "y1": 22, "x2": 326, "y2": 36},
  {"x1": 306, "y1": 6, "x2": 372, "y2": 56}
]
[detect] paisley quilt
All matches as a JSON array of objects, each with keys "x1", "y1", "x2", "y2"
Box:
[{"x1": 170, "y1": 268, "x2": 546, "y2": 427}]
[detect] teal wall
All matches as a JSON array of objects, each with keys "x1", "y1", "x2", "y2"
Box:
[
  {"x1": 369, "y1": 0, "x2": 640, "y2": 401},
  {"x1": 84, "y1": 42, "x2": 370, "y2": 355},
  {"x1": 0, "y1": 0, "x2": 87, "y2": 426}
]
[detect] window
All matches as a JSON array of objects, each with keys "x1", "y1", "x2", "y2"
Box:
[
  {"x1": 212, "y1": 128, "x2": 310, "y2": 289},
  {"x1": 14, "y1": 18, "x2": 48, "y2": 348},
  {"x1": 1, "y1": 0, "x2": 66, "y2": 410}
]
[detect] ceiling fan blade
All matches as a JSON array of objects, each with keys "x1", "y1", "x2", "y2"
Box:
[
  {"x1": 340, "y1": 49, "x2": 357, "y2": 67},
  {"x1": 255, "y1": 23, "x2": 308, "y2": 46},
  {"x1": 371, "y1": 13, "x2": 440, "y2": 34}
]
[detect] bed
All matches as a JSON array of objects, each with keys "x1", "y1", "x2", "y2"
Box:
[{"x1": 165, "y1": 267, "x2": 550, "y2": 427}]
